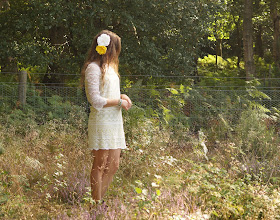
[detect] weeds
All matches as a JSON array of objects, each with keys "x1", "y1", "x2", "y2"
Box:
[{"x1": 1, "y1": 101, "x2": 280, "y2": 219}]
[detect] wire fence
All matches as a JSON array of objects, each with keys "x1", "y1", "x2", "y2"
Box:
[{"x1": 1, "y1": 72, "x2": 280, "y2": 141}]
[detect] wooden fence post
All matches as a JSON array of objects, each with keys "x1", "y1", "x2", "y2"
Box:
[{"x1": 18, "y1": 70, "x2": 27, "y2": 105}]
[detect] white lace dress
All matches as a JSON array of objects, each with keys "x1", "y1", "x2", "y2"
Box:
[{"x1": 85, "y1": 62, "x2": 126, "y2": 150}]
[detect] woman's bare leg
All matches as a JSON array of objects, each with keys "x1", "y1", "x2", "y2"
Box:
[
  {"x1": 90, "y1": 149, "x2": 109, "y2": 201},
  {"x1": 101, "y1": 149, "x2": 121, "y2": 198}
]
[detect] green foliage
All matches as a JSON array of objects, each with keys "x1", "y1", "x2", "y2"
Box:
[
  {"x1": 197, "y1": 55, "x2": 247, "y2": 90},
  {"x1": 46, "y1": 95, "x2": 87, "y2": 124},
  {"x1": 0, "y1": 170, "x2": 11, "y2": 206},
  {"x1": 186, "y1": 161, "x2": 280, "y2": 219},
  {"x1": 4, "y1": 108, "x2": 37, "y2": 135},
  {"x1": 0, "y1": 0, "x2": 221, "y2": 78},
  {"x1": 132, "y1": 179, "x2": 161, "y2": 210},
  {"x1": 0, "y1": 90, "x2": 88, "y2": 134},
  {"x1": 198, "y1": 54, "x2": 239, "y2": 70},
  {"x1": 234, "y1": 109, "x2": 280, "y2": 170}
]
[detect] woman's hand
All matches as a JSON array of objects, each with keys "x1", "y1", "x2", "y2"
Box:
[
  {"x1": 121, "y1": 94, "x2": 132, "y2": 109},
  {"x1": 121, "y1": 99, "x2": 131, "y2": 111}
]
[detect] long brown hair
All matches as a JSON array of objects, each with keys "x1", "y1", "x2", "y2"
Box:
[{"x1": 81, "y1": 30, "x2": 121, "y2": 87}]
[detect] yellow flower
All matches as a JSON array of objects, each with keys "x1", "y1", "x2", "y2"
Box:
[{"x1": 96, "y1": 45, "x2": 107, "y2": 55}]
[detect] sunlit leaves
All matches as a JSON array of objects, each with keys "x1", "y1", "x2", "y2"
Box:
[{"x1": 135, "y1": 187, "x2": 142, "y2": 194}]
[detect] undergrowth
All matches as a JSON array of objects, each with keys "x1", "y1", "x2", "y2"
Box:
[{"x1": 1, "y1": 102, "x2": 280, "y2": 219}]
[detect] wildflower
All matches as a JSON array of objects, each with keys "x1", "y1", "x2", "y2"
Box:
[{"x1": 151, "y1": 182, "x2": 159, "y2": 187}]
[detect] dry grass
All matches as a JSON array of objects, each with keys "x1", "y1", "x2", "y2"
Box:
[{"x1": 1, "y1": 113, "x2": 280, "y2": 219}]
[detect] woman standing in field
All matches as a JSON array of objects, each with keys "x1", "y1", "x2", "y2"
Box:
[{"x1": 81, "y1": 30, "x2": 132, "y2": 202}]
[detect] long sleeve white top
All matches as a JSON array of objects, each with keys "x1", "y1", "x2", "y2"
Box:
[{"x1": 85, "y1": 63, "x2": 107, "y2": 111}]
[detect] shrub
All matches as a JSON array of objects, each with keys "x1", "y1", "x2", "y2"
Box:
[{"x1": 185, "y1": 161, "x2": 280, "y2": 219}]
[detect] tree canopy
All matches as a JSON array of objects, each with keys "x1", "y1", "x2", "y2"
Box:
[
  {"x1": 0, "y1": 0, "x2": 218, "y2": 78},
  {"x1": 0, "y1": 0, "x2": 280, "y2": 81}
]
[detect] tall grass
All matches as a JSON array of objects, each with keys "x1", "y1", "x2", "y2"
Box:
[{"x1": 1, "y1": 99, "x2": 280, "y2": 219}]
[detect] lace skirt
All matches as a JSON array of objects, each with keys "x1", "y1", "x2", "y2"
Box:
[{"x1": 88, "y1": 106, "x2": 127, "y2": 150}]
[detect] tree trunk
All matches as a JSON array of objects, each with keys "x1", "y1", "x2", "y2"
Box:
[
  {"x1": 215, "y1": 39, "x2": 222, "y2": 71},
  {"x1": 235, "y1": 16, "x2": 242, "y2": 69},
  {"x1": 270, "y1": 0, "x2": 280, "y2": 70},
  {"x1": 42, "y1": 26, "x2": 67, "y2": 86},
  {"x1": 216, "y1": 39, "x2": 223, "y2": 58},
  {"x1": 255, "y1": 25, "x2": 264, "y2": 58},
  {"x1": 243, "y1": 0, "x2": 255, "y2": 79}
]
